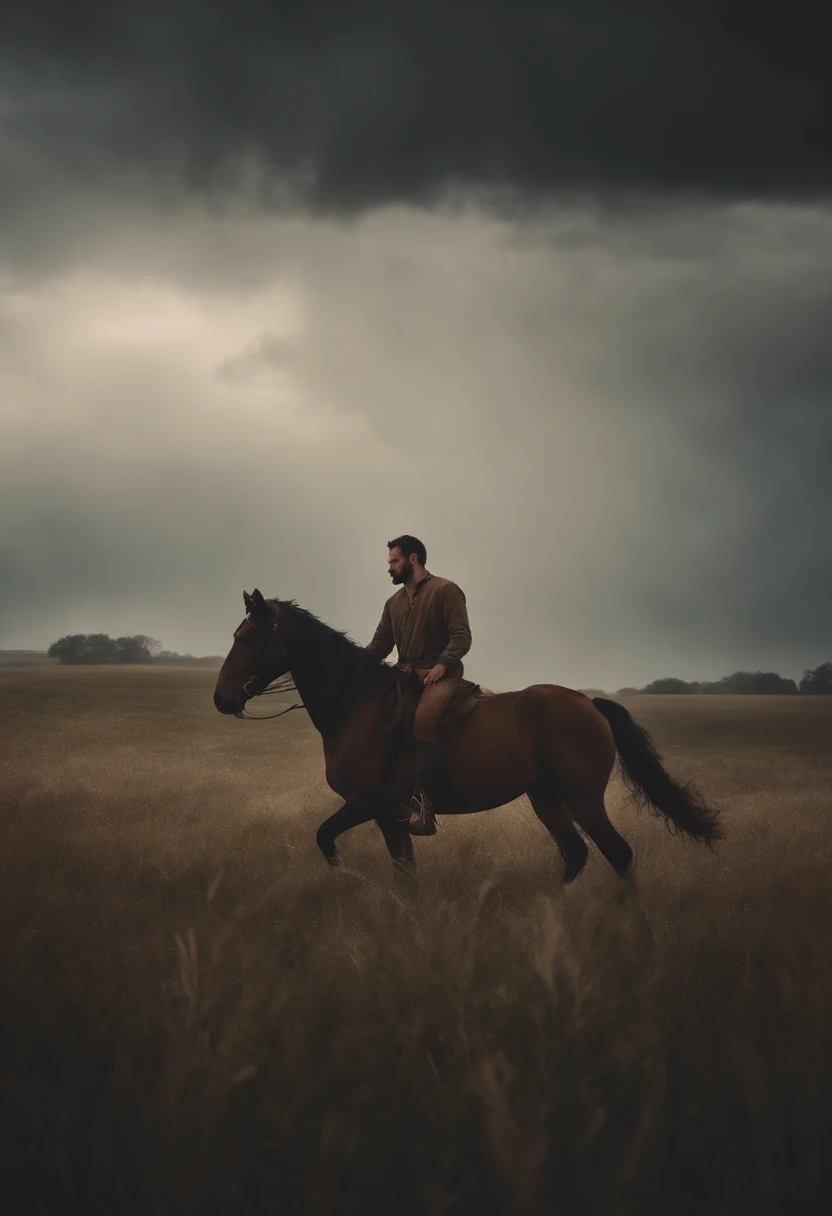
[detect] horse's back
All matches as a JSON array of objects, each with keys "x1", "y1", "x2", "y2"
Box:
[
  {"x1": 447, "y1": 682, "x2": 595, "y2": 734},
  {"x1": 442, "y1": 682, "x2": 612, "y2": 778}
]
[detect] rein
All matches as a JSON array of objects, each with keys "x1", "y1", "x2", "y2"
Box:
[{"x1": 235, "y1": 677, "x2": 307, "y2": 721}]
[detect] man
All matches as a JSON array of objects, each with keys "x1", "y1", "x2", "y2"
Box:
[{"x1": 365, "y1": 535, "x2": 472, "y2": 836}]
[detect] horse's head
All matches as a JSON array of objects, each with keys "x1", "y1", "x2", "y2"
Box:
[{"x1": 213, "y1": 589, "x2": 293, "y2": 716}]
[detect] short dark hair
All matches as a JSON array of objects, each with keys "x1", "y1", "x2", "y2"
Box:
[{"x1": 388, "y1": 534, "x2": 427, "y2": 566}]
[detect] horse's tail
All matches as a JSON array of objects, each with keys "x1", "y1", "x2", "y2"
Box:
[{"x1": 592, "y1": 697, "x2": 723, "y2": 846}]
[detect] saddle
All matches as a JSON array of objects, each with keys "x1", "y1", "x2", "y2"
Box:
[{"x1": 379, "y1": 667, "x2": 490, "y2": 737}]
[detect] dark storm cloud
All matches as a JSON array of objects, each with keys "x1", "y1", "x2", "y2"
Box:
[{"x1": 2, "y1": 1, "x2": 832, "y2": 213}]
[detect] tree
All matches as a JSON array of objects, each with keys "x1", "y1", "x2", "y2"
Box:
[
  {"x1": 131, "y1": 635, "x2": 162, "y2": 657},
  {"x1": 701, "y1": 671, "x2": 797, "y2": 695},
  {"x1": 48, "y1": 635, "x2": 91, "y2": 664},
  {"x1": 46, "y1": 633, "x2": 154, "y2": 664},
  {"x1": 799, "y1": 662, "x2": 832, "y2": 694},
  {"x1": 113, "y1": 637, "x2": 153, "y2": 664},
  {"x1": 85, "y1": 634, "x2": 118, "y2": 663},
  {"x1": 641, "y1": 677, "x2": 699, "y2": 694}
]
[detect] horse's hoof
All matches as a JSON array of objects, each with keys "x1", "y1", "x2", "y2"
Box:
[
  {"x1": 316, "y1": 827, "x2": 340, "y2": 865},
  {"x1": 562, "y1": 843, "x2": 589, "y2": 883}
]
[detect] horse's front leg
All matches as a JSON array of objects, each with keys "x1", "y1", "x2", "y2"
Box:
[
  {"x1": 315, "y1": 802, "x2": 375, "y2": 865},
  {"x1": 375, "y1": 806, "x2": 416, "y2": 881}
]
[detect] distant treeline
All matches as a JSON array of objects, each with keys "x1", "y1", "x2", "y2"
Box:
[
  {"x1": 35, "y1": 640, "x2": 832, "y2": 693},
  {"x1": 614, "y1": 663, "x2": 832, "y2": 696},
  {"x1": 46, "y1": 634, "x2": 222, "y2": 666}
]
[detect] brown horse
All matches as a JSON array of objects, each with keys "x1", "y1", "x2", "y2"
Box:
[{"x1": 214, "y1": 589, "x2": 722, "y2": 882}]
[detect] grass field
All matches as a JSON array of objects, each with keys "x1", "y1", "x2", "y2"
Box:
[
  {"x1": 0, "y1": 650, "x2": 57, "y2": 667},
  {"x1": 2, "y1": 666, "x2": 831, "y2": 1215}
]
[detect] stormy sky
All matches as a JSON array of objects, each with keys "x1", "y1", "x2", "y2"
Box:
[{"x1": 1, "y1": 1, "x2": 830, "y2": 691}]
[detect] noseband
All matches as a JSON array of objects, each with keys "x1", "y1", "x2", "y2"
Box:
[{"x1": 235, "y1": 611, "x2": 306, "y2": 721}]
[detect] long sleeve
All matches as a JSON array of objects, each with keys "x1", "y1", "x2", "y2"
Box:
[
  {"x1": 437, "y1": 583, "x2": 472, "y2": 668},
  {"x1": 365, "y1": 601, "x2": 395, "y2": 662}
]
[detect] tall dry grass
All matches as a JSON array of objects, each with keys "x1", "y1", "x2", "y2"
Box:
[{"x1": 1, "y1": 668, "x2": 830, "y2": 1215}]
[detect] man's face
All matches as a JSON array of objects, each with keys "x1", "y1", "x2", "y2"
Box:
[{"x1": 387, "y1": 547, "x2": 413, "y2": 584}]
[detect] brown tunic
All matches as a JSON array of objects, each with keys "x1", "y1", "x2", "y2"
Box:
[{"x1": 366, "y1": 572, "x2": 472, "y2": 672}]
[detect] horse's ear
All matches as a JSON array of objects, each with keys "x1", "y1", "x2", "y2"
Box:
[
  {"x1": 243, "y1": 590, "x2": 253, "y2": 610},
  {"x1": 251, "y1": 588, "x2": 266, "y2": 611}
]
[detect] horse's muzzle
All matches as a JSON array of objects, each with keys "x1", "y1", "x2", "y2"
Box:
[{"x1": 213, "y1": 690, "x2": 246, "y2": 716}]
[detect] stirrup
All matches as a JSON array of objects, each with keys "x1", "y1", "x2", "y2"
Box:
[{"x1": 406, "y1": 790, "x2": 438, "y2": 837}]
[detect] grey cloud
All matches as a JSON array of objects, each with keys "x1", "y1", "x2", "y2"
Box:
[{"x1": 1, "y1": 201, "x2": 830, "y2": 690}]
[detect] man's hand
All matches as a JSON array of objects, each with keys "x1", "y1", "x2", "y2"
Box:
[{"x1": 423, "y1": 664, "x2": 448, "y2": 685}]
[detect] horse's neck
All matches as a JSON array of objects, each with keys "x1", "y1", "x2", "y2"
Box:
[{"x1": 289, "y1": 644, "x2": 364, "y2": 737}]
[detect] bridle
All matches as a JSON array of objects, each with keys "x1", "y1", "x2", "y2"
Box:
[{"x1": 234, "y1": 609, "x2": 306, "y2": 721}]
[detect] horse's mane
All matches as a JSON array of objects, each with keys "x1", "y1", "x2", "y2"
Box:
[{"x1": 275, "y1": 598, "x2": 401, "y2": 725}]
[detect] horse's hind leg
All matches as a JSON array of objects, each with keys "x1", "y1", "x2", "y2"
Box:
[
  {"x1": 528, "y1": 790, "x2": 589, "y2": 884},
  {"x1": 565, "y1": 792, "x2": 633, "y2": 877}
]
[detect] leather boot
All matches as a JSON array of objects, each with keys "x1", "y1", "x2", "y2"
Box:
[{"x1": 408, "y1": 741, "x2": 441, "y2": 836}]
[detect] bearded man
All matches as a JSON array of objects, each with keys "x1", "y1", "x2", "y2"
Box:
[{"x1": 365, "y1": 534, "x2": 472, "y2": 836}]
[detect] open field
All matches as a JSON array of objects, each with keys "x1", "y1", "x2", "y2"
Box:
[
  {"x1": 0, "y1": 650, "x2": 57, "y2": 667},
  {"x1": 2, "y1": 666, "x2": 831, "y2": 1215}
]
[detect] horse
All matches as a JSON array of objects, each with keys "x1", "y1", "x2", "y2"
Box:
[{"x1": 213, "y1": 589, "x2": 722, "y2": 883}]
